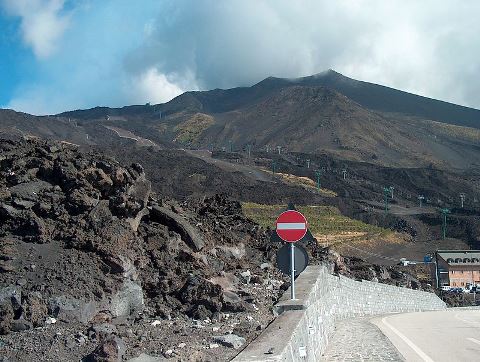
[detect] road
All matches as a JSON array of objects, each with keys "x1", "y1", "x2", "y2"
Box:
[
  {"x1": 360, "y1": 200, "x2": 437, "y2": 216},
  {"x1": 185, "y1": 150, "x2": 274, "y2": 182},
  {"x1": 372, "y1": 309, "x2": 480, "y2": 362}
]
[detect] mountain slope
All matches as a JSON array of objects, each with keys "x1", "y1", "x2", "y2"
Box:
[
  {"x1": 163, "y1": 70, "x2": 480, "y2": 129},
  {"x1": 258, "y1": 70, "x2": 480, "y2": 128},
  {"x1": 183, "y1": 86, "x2": 480, "y2": 169},
  {"x1": 0, "y1": 109, "x2": 93, "y2": 143},
  {"x1": 2, "y1": 70, "x2": 480, "y2": 169}
]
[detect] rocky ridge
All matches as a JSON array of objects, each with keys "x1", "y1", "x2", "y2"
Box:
[
  {"x1": 0, "y1": 138, "x2": 287, "y2": 361},
  {"x1": 0, "y1": 138, "x2": 428, "y2": 361}
]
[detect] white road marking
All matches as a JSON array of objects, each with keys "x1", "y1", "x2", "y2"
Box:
[
  {"x1": 467, "y1": 337, "x2": 480, "y2": 346},
  {"x1": 381, "y1": 317, "x2": 434, "y2": 362},
  {"x1": 454, "y1": 313, "x2": 480, "y2": 328},
  {"x1": 276, "y1": 223, "x2": 306, "y2": 230}
]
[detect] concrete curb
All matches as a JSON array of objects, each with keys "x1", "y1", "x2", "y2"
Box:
[{"x1": 233, "y1": 265, "x2": 446, "y2": 362}]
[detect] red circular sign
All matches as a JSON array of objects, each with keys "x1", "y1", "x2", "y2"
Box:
[{"x1": 275, "y1": 210, "x2": 308, "y2": 243}]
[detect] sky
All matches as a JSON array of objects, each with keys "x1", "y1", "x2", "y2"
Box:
[{"x1": 1, "y1": 0, "x2": 479, "y2": 115}]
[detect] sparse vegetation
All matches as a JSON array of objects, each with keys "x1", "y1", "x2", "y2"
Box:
[
  {"x1": 174, "y1": 113, "x2": 215, "y2": 143},
  {"x1": 153, "y1": 123, "x2": 168, "y2": 134},
  {"x1": 258, "y1": 168, "x2": 337, "y2": 196},
  {"x1": 425, "y1": 120, "x2": 480, "y2": 143},
  {"x1": 241, "y1": 202, "x2": 388, "y2": 237}
]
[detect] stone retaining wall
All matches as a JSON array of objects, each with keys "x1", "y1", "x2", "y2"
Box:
[{"x1": 233, "y1": 265, "x2": 446, "y2": 362}]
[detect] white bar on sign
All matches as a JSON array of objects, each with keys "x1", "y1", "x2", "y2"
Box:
[{"x1": 277, "y1": 223, "x2": 306, "y2": 230}]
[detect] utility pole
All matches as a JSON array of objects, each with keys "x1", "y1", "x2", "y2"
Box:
[
  {"x1": 440, "y1": 208, "x2": 450, "y2": 239},
  {"x1": 306, "y1": 159, "x2": 310, "y2": 169},
  {"x1": 460, "y1": 193, "x2": 466, "y2": 208},
  {"x1": 272, "y1": 161, "x2": 277, "y2": 176},
  {"x1": 383, "y1": 187, "x2": 390, "y2": 212},
  {"x1": 247, "y1": 144, "x2": 252, "y2": 158},
  {"x1": 418, "y1": 195, "x2": 425, "y2": 207},
  {"x1": 342, "y1": 169, "x2": 347, "y2": 180},
  {"x1": 228, "y1": 140, "x2": 233, "y2": 152},
  {"x1": 389, "y1": 186, "x2": 395, "y2": 200},
  {"x1": 315, "y1": 170, "x2": 321, "y2": 190}
]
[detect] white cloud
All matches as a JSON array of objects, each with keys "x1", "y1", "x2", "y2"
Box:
[
  {"x1": 3, "y1": 0, "x2": 480, "y2": 114},
  {"x1": 125, "y1": 67, "x2": 187, "y2": 104},
  {"x1": 129, "y1": 0, "x2": 480, "y2": 108},
  {"x1": 2, "y1": 0, "x2": 70, "y2": 58}
]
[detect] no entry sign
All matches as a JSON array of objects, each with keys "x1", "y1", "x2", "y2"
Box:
[{"x1": 276, "y1": 210, "x2": 308, "y2": 243}]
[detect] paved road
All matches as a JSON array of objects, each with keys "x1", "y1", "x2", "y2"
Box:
[
  {"x1": 360, "y1": 200, "x2": 436, "y2": 216},
  {"x1": 185, "y1": 150, "x2": 274, "y2": 182},
  {"x1": 372, "y1": 309, "x2": 480, "y2": 362}
]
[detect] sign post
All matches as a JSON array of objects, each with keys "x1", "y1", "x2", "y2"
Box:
[
  {"x1": 275, "y1": 210, "x2": 308, "y2": 300},
  {"x1": 290, "y1": 243, "x2": 295, "y2": 298}
]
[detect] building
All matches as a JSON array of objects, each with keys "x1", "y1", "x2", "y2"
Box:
[{"x1": 436, "y1": 250, "x2": 480, "y2": 288}]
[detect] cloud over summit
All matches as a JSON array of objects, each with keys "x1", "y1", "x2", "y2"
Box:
[{"x1": 2, "y1": 0, "x2": 480, "y2": 114}]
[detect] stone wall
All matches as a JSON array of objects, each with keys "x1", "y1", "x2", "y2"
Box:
[{"x1": 233, "y1": 265, "x2": 446, "y2": 362}]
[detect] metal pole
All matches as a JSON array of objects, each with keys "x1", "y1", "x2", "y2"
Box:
[
  {"x1": 290, "y1": 243, "x2": 295, "y2": 300},
  {"x1": 435, "y1": 252, "x2": 439, "y2": 289},
  {"x1": 383, "y1": 187, "x2": 389, "y2": 212},
  {"x1": 441, "y1": 208, "x2": 449, "y2": 239},
  {"x1": 443, "y1": 214, "x2": 446, "y2": 239},
  {"x1": 385, "y1": 189, "x2": 388, "y2": 212}
]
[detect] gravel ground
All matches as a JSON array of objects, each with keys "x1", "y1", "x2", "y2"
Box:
[{"x1": 321, "y1": 316, "x2": 404, "y2": 362}]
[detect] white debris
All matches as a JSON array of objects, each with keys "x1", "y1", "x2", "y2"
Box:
[
  {"x1": 45, "y1": 317, "x2": 57, "y2": 325},
  {"x1": 213, "y1": 334, "x2": 246, "y2": 349},
  {"x1": 193, "y1": 321, "x2": 204, "y2": 329},
  {"x1": 240, "y1": 270, "x2": 251, "y2": 284}
]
